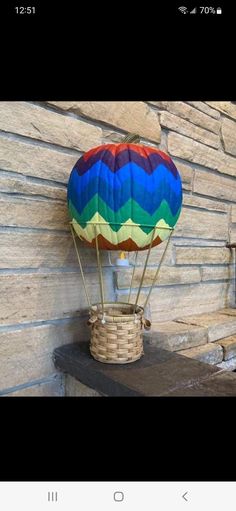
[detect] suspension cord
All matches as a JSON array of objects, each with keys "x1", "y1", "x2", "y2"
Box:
[
  {"x1": 70, "y1": 224, "x2": 91, "y2": 307},
  {"x1": 134, "y1": 227, "x2": 156, "y2": 308},
  {"x1": 94, "y1": 224, "x2": 105, "y2": 318},
  {"x1": 128, "y1": 251, "x2": 138, "y2": 304},
  {"x1": 143, "y1": 230, "x2": 173, "y2": 310}
]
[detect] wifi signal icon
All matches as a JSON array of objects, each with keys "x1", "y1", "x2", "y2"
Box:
[{"x1": 178, "y1": 6, "x2": 188, "y2": 13}]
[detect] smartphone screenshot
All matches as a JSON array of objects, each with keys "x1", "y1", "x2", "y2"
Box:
[{"x1": 0, "y1": 0, "x2": 235, "y2": 506}]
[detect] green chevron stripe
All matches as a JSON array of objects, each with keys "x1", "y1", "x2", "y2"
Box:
[{"x1": 68, "y1": 196, "x2": 181, "y2": 234}]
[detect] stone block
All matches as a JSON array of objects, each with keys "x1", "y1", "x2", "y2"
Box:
[
  {"x1": 146, "y1": 320, "x2": 208, "y2": 351},
  {"x1": 0, "y1": 318, "x2": 89, "y2": 389},
  {"x1": 119, "y1": 281, "x2": 232, "y2": 323},
  {"x1": 174, "y1": 206, "x2": 228, "y2": 241},
  {"x1": 0, "y1": 231, "x2": 76, "y2": 269},
  {"x1": 182, "y1": 194, "x2": 228, "y2": 213},
  {"x1": 116, "y1": 266, "x2": 201, "y2": 289},
  {"x1": 133, "y1": 238, "x2": 174, "y2": 266},
  {"x1": 0, "y1": 135, "x2": 77, "y2": 183},
  {"x1": 187, "y1": 102, "x2": 220, "y2": 119},
  {"x1": 221, "y1": 117, "x2": 236, "y2": 156},
  {"x1": 175, "y1": 246, "x2": 230, "y2": 265},
  {"x1": 173, "y1": 160, "x2": 193, "y2": 191},
  {"x1": 218, "y1": 308, "x2": 236, "y2": 317},
  {"x1": 205, "y1": 102, "x2": 236, "y2": 120},
  {"x1": 178, "y1": 343, "x2": 223, "y2": 364},
  {"x1": 229, "y1": 225, "x2": 236, "y2": 244},
  {"x1": 215, "y1": 336, "x2": 236, "y2": 360},
  {"x1": 231, "y1": 205, "x2": 236, "y2": 223},
  {"x1": 0, "y1": 196, "x2": 70, "y2": 231},
  {"x1": 201, "y1": 266, "x2": 233, "y2": 282},
  {"x1": 164, "y1": 102, "x2": 220, "y2": 133},
  {"x1": 193, "y1": 169, "x2": 236, "y2": 202},
  {"x1": 160, "y1": 111, "x2": 219, "y2": 148},
  {"x1": 216, "y1": 357, "x2": 236, "y2": 371},
  {"x1": 147, "y1": 101, "x2": 168, "y2": 109},
  {"x1": 47, "y1": 101, "x2": 161, "y2": 143},
  {"x1": 168, "y1": 132, "x2": 236, "y2": 177},
  {"x1": 0, "y1": 102, "x2": 102, "y2": 151},
  {"x1": 177, "y1": 311, "x2": 236, "y2": 342},
  {"x1": 0, "y1": 174, "x2": 67, "y2": 201},
  {"x1": 0, "y1": 230, "x2": 109, "y2": 269},
  {"x1": 0, "y1": 270, "x2": 114, "y2": 326}
]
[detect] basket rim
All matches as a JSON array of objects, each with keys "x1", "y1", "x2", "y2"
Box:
[{"x1": 90, "y1": 301, "x2": 144, "y2": 318}]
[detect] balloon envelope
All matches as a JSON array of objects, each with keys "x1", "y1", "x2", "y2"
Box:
[{"x1": 67, "y1": 143, "x2": 182, "y2": 251}]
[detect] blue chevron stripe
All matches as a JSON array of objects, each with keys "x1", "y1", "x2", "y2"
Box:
[
  {"x1": 68, "y1": 162, "x2": 182, "y2": 213},
  {"x1": 68, "y1": 172, "x2": 182, "y2": 215},
  {"x1": 70, "y1": 160, "x2": 181, "y2": 194}
]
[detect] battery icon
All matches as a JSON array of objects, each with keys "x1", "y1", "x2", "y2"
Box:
[{"x1": 216, "y1": 7, "x2": 222, "y2": 13}]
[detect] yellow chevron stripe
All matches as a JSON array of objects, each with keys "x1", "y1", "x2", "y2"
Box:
[{"x1": 71, "y1": 214, "x2": 171, "y2": 247}]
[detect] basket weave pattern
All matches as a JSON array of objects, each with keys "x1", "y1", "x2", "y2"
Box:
[{"x1": 88, "y1": 302, "x2": 147, "y2": 364}]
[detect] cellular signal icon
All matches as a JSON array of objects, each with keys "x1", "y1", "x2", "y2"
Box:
[
  {"x1": 178, "y1": 6, "x2": 188, "y2": 13},
  {"x1": 190, "y1": 7, "x2": 197, "y2": 13}
]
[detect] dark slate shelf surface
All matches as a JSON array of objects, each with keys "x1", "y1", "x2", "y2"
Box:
[{"x1": 53, "y1": 339, "x2": 236, "y2": 396}]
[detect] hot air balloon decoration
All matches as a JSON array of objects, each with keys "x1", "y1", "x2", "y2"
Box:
[{"x1": 67, "y1": 134, "x2": 182, "y2": 364}]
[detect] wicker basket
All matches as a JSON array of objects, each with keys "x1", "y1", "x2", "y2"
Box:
[{"x1": 88, "y1": 302, "x2": 151, "y2": 364}]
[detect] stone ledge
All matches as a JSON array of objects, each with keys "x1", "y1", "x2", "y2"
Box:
[
  {"x1": 53, "y1": 307, "x2": 236, "y2": 397},
  {"x1": 53, "y1": 341, "x2": 226, "y2": 397},
  {"x1": 65, "y1": 375, "x2": 101, "y2": 397},
  {"x1": 166, "y1": 371, "x2": 236, "y2": 396},
  {"x1": 178, "y1": 343, "x2": 223, "y2": 365}
]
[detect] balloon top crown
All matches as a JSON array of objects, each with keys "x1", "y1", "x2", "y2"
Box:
[{"x1": 122, "y1": 133, "x2": 141, "y2": 143}]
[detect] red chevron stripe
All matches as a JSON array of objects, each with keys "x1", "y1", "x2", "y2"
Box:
[
  {"x1": 83, "y1": 145, "x2": 106, "y2": 161},
  {"x1": 83, "y1": 143, "x2": 170, "y2": 162},
  {"x1": 79, "y1": 233, "x2": 163, "y2": 252},
  {"x1": 157, "y1": 149, "x2": 171, "y2": 162}
]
